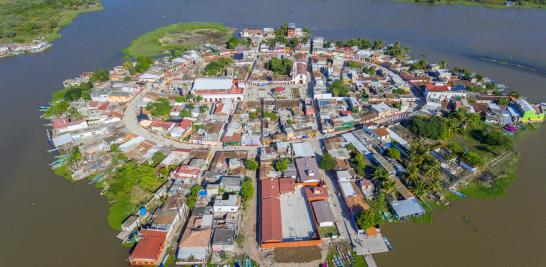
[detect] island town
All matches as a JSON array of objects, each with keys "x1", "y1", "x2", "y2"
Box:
[{"x1": 41, "y1": 22, "x2": 545, "y2": 267}]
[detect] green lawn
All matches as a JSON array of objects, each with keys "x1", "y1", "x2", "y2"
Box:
[
  {"x1": 123, "y1": 22, "x2": 233, "y2": 58},
  {"x1": 0, "y1": 0, "x2": 103, "y2": 44},
  {"x1": 319, "y1": 225, "x2": 339, "y2": 238},
  {"x1": 460, "y1": 154, "x2": 518, "y2": 199}
]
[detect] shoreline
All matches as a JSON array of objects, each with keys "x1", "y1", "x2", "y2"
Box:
[
  {"x1": 40, "y1": 22, "x2": 545, "y2": 266},
  {"x1": 0, "y1": 2, "x2": 103, "y2": 59},
  {"x1": 394, "y1": 0, "x2": 546, "y2": 9}
]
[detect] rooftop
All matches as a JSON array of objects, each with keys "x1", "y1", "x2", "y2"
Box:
[{"x1": 130, "y1": 229, "x2": 167, "y2": 261}]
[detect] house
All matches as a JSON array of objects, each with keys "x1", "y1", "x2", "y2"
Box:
[
  {"x1": 177, "y1": 228, "x2": 213, "y2": 262},
  {"x1": 213, "y1": 194, "x2": 240, "y2": 213},
  {"x1": 292, "y1": 61, "x2": 308, "y2": 85},
  {"x1": 311, "y1": 200, "x2": 336, "y2": 228},
  {"x1": 516, "y1": 98, "x2": 545, "y2": 122},
  {"x1": 423, "y1": 83, "x2": 466, "y2": 101},
  {"x1": 390, "y1": 198, "x2": 425, "y2": 220},
  {"x1": 171, "y1": 165, "x2": 202, "y2": 184},
  {"x1": 261, "y1": 197, "x2": 283, "y2": 243},
  {"x1": 121, "y1": 215, "x2": 140, "y2": 232},
  {"x1": 129, "y1": 229, "x2": 168, "y2": 266},
  {"x1": 278, "y1": 178, "x2": 295, "y2": 194},
  {"x1": 304, "y1": 185, "x2": 329, "y2": 202},
  {"x1": 372, "y1": 127, "x2": 390, "y2": 141},
  {"x1": 192, "y1": 78, "x2": 244, "y2": 102},
  {"x1": 220, "y1": 176, "x2": 242, "y2": 193},
  {"x1": 360, "y1": 179, "x2": 374, "y2": 200},
  {"x1": 212, "y1": 228, "x2": 236, "y2": 252},
  {"x1": 295, "y1": 157, "x2": 321, "y2": 186},
  {"x1": 52, "y1": 118, "x2": 89, "y2": 133},
  {"x1": 151, "y1": 207, "x2": 180, "y2": 235},
  {"x1": 292, "y1": 142, "x2": 315, "y2": 158},
  {"x1": 150, "y1": 121, "x2": 175, "y2": 133},
  {"x1": 261, "y1": 179, "x2": 280, "y2": 199}
]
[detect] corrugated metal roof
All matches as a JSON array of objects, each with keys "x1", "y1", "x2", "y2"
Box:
[
  {"x1": 311, "y1": 200, "x2": 335, "y2": 224},
  {"x1": 261, "y1": 198, "x2": 283, "y2": 242},
  {"x1": 193, "y1": 78, "x2": 233, "y2": 90}
]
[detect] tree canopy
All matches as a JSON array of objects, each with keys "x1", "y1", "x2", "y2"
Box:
[
  {"x1": 329, "y1": 80, "x2": 351, "y2": 97},
  {"x1": 244, "y1": 159, "x2": 259, "y2": 170},
  {"x1": 319, "y1": 153, "x2": 336, "y2": 171},
  {"x1": 147, "y1": 98, "x2": 171, "y2": 119},
  {"x1": 406, "y1": 115, "x2": 452, "y2": 140},
  {"x1": 267, "y1": 57, "x2": 293, "y2": 75},
  {"x1": 274, "y1": 158, "x2": 289, "y2": 172}
]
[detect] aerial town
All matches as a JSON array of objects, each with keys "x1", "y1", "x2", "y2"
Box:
[{"x1": 42, "y1": 23, "x2": 545, "y2": 267}]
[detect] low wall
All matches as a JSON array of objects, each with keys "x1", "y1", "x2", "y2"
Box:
[{"x1": 261, "y1": 239, "x2": 322, "y2": 249}]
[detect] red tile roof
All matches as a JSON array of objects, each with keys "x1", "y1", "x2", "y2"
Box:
[
  {"x1": 261, "y1": 179, "x2": 280, "y2": 199},
  {"x1": 425, "y1": 83, "x2": 449, "y2": 92},
  {"x1": 261, "y1": 198, "x2": 282, "y2": 242},
  {"x1": 129, "y1": 229, "x2": 167, "y2": 264},
  {"x1": 304, "y1": 185, "x2": 329, "y2": 201},
  {"x1": 179, "y1": 119, "x2": 193, "y2": 129},
  {"x1": 222, "y1": 132, "x2": 242, "y2": 143},
  {"x1": 278, "y1": 178, "x2": 295, "y2": 194}
]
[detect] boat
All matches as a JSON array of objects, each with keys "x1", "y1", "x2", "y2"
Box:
[
  {"x1": 383, "y1": 236, "x2": 394, "y2": 251},
  {"x1": 449, "y1": 187, "x2": 466, "y2": 198}
]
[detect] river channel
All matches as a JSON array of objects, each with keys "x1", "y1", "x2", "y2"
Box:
[{"x1": 0, "y1": 0, "x2": 544, "y2": 266}]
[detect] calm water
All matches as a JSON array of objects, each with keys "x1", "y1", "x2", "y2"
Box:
[{"x1": 0, "y1": 0, "x2": 544, "y2": 266}]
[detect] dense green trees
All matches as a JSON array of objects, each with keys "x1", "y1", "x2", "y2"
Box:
[
  {"x1": 356, "y1": 192, "x2": 387, "y2": 229},
  {"x1": 204, "y1": 57, "x2": 233, "y2": 76},
  {"x1": 386, "y1": 41, "x2": 408, "y2": 59},
  {"x1": 267, "y1": 58, "x2": 293, "y2": 75},
  {"x1": 319, "y1": 153, "x2": 336, "y2": 171},
  {"x1": 410, "y1": 59, "x2": 428, "y2": 71},
  {"x1": 186, "y1": 185, "x2": 200, "y2": 209},
  {"x1": 243, "y1": 159, "x2": 258, "y2": 170},
  {"x1": 352, "y1": 153, "x2": 367, "y2": 177},
  {"x1": 274, "y1": 158, "x2": 288, "y2": 172},
  {"x1": 90, "y1": 68, "x2": 110, "y2": 83},
  {"x1": 227, "y1": 36, "x2": 239, "y2": 49},
  {"x1": 329, "y1": 80, "x2": 351, "y2": 97},
  {"x1": 147, "y1": 98, "x2": 171, "y2": 119},
  {"x1": 385, "y1": 147, "x2": 401, "y2": 160},
  {"x1": 406, "y1": 116, "x2": 452, "y2": 140},
  {"x1": 372, "y1": 40, "x2": 384, "y2": 50},
  {"x1": 240, "y1": 177, "x2": 254, "y2": 204},
  {"x1": 0, "y1": 0, "x2": 102, "y2": 43},
  {"x1": 105, "y1": 162, "x2": 165, "y2": 229},
  {"x1": 131, "y1": 56, "x2": 154, "y2": 74}
]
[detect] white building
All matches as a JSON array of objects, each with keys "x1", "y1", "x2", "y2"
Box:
[
  {"x1": 213, "y1": 194, "x2": 239, "y2": 213},
  {"x1": 192, "y1": 78, "x2": 244, "y2": 102}
]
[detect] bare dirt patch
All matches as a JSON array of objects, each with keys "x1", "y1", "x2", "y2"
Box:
[{"x1": 273, "y1": 246, "x2": 322, "y2": 263}]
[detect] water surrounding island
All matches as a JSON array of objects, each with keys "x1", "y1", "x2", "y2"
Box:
[{"x1": 0, "y1": 0, "x2": 544, "y2": 266}]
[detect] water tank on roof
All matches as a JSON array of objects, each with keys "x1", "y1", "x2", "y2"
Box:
[{"x1": 139, "y1": 207, "x2": 147, "y2": 217}]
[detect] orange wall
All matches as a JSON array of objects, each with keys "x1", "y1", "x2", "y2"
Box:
[{"x1": 261, "y1": 239, "x2": 322, "y2": 249}]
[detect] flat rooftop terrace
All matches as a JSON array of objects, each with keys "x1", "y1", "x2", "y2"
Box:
[{"x1": 280, "y1": 187, "x2": 316, "y2": 241}]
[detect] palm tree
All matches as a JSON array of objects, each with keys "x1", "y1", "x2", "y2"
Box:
[
  {"x1": 382, "y1": 180, "x2": 397, "y2": 199},
  {"x1": 373, "y1": 167, "x2": 389, "y2": 183},
  {"x1": 413, "y1": 180, "x2": 428, "y2": 199},
  {"x1": 424, "y1": 160, "x2": 442, "y2": 181},
  {"x1": 405, "y1": 162, "x2": 420, "y2": 185}
]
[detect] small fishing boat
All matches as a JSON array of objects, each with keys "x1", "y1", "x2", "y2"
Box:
[{"x1": 383, "y1": 236, "x2": 394, "y2": 251}]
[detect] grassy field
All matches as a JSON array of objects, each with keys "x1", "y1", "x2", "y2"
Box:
[
  {"x1": 123, "y1": 22, "x2": 233, "y2": 58},
  {"x1": 460, "y1": 154, "x2": 519, "y2": 199},
  {"x1": 0, "y1": 0, "x2": 103, "y2": 44},
  {"x1": 397, "y1": 0, "x2": 546, "y2": 8}
]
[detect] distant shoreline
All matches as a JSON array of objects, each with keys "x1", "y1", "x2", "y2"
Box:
[
  {"x1": 0, "y1": 1, "x2": 103, "y2": 59},
  {"x1": 395, "y1": 0, "x2": 546, "y2": 9}
]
